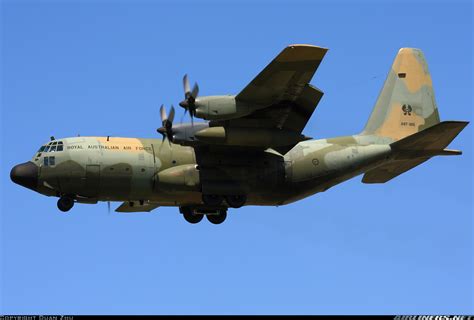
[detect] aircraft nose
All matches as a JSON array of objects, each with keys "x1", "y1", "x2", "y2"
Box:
[{"x1": 10, "y1": 161, "x2": 39, "y2": 191}]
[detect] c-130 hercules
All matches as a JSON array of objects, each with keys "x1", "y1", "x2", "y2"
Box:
[{"x1": 11, "y1": 45, "x2": 468, "y2": 224}]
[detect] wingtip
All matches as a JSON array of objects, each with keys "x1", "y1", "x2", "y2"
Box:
[
  {"x1": 287, "y1": 44, "x2": 329, "y2": 51},
  {"x1": 278, "y1": 44, "x2": 328, "y2": 62}
]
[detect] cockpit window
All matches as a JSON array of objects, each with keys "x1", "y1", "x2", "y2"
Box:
[{"x1": 41, "y1": 141, "x2": 64, "y2": 153}]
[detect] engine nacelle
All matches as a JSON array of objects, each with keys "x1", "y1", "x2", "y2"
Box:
[
  {"x1": 171, "y1": 122, "x2": 209, "y2": 146},
  {"x1": 157, "y1": 164, "x2": 200, "y2": 191},
  {"x1": 194, "y1": 95, "x2": 255, "y2": 120}
]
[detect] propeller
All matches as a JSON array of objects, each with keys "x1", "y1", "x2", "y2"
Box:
[
  {"x1": 179, "y1": 74, "x2": 199, "y2": 123},
  {"x1": 157, "y1": 104, "x2": 175, "y2": 143}
]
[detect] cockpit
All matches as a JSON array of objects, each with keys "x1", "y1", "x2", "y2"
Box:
[
  {"x1": 35, "y1": 141, "x2": 64, "y2": 165},
  {"x1": 37, "y1": 140, "x2": 64, "y2": 154}
]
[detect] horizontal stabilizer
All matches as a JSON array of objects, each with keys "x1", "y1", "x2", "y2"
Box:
[
  {"x1": 362, "y1": 158, "x2": 430, "y2": 183},
  {"x1": 363, "y1": 121, "x2": 468, "y2": 184},
  {"x1": 115, "y1": 201, "x2": 159, "y2": 213},
  {"x1": 390, "y1": 121, "x2": 469, "y2": 156}
]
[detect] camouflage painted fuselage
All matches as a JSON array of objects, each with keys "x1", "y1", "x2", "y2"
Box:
[
  {"x1": 12, "y1": 46, "x2": 467, "y2": 219},
  {"x1": 33, "y1": 135, "x2": 391, "y2": 206}
]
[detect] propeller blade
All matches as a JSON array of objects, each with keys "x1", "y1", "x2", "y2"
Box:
[
  {"x1": 179, "y1": 74, "x2": 198, "y2": 126},
  {"x1": 157, "y1": 127, "x2": 166, "y2": 135},
  {"x1": 183, "y1": 74, "x2": 191, "y2": 97},
  {"x1": 160, "y1": 104, "x2": 167, "y2": 122},
  {"x1": 108, "y1": 201, "x2": 111, "y2": 215},
  {"x1": 168, "y1": 105, "x2": 175, "y2": 123},
  {"x1": 161, "y1": 133, "x2": 165, "y2": 144},
  {"x1": 191, "y1": 82, "x2": 199, "y2": 100}
]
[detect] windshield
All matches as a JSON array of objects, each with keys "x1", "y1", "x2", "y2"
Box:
[{"x1": 39, "y1": 141, "x2": 64, "y2": 153}]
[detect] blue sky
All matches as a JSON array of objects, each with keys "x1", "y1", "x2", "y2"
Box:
[{"x1": 1, "y1": 0, "x2": 472, "y2": 315}]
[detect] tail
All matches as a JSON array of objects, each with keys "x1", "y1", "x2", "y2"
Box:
[
  {"x1": 361, "y1": 48, "x2": 469, "y2": 184},
  {"x1": 362, "y1": 48, "x2": 440, "y2": 141}
]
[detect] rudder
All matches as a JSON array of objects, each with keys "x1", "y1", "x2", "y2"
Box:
[{"x1": 363, "y1": 48, "x2": 440, "y2": 141}]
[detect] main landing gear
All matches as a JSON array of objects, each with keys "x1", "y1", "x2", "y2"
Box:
[
  {"x1": 202, "y1": 194, "x2": 247, "y2": 208},
  {"x1": 57, "y1": 196, "x2": 74, "y2": 212},
  {"x1": 206, "y1": 209, "x2": 227, "y2": 224},
  {"x1": 181, "y1": 207, "x2": 204, "y2": 224},
  {"x1": 224, "y1": 195, "x2": 246, "y2": 208},
  {"x1": 180, "y1": 206, "x2": 228, "y2": 225}
]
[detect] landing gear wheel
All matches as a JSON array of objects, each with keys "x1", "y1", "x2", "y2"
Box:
[
  {"x1": 57, "y1": 196, "x2": 74, "y2": 212},
  {"x1": 225, "y1": 195, "x2": 247, "y2": 208},
  {"x1": 182, "y1": 207, "x2": 204, "y2": 224},
  {"x1": 202, "y1": 194, "x2": 224, "y2": 206},
  {"x1": 206, "y1": 209, "x2": 227, "y2": 225}
]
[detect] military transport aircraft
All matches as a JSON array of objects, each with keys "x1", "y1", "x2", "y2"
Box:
[{"x1": 11, "y1": 44, "x2": 468, "y2": 224}]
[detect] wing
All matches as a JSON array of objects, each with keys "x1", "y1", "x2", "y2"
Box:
[
  {"x1": 236, "y1": 44, "x2": 328, "y2": 107},
  {"x1": 209, "y1": 45, "x2": 327, "y2": 154},
  {"x1": 174, "y1": 45, "x2": 327, "y2": 154},
  {"x1": 233, "y1": 44, "x2": 327, "y2": 135}
]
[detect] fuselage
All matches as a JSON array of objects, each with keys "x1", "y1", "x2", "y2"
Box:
[{"x1": 13, "y1": 135, "x2": 392, "y2": 207}]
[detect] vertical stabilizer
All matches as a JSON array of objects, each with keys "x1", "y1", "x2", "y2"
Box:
[{"x1": 363, "y1": 48, "x2": 440, "y2": 141}]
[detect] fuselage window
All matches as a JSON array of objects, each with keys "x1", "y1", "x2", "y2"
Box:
[
  {"x1": 49, "y1": 156, "x2": 55, "y2": 166},
  {"x1": 44, "y1": 157, "x2": 49, "y2": 166}
]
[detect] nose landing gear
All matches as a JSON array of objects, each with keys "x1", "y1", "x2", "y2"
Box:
[{"x1": 57, "y1": 196, "x2": 74, "y2": 212}]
